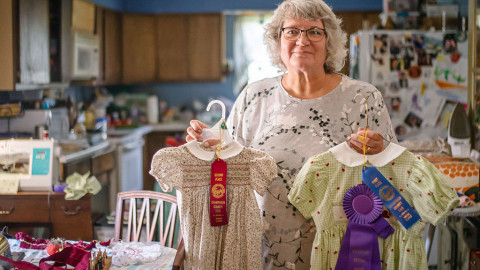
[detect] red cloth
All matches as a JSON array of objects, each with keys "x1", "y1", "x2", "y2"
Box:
[
  {"x1": 0, "y1": 247, "x2": 90, "y2": 270},
  {"x1": 15, "y1": 232, "x2": 111, "y2": 250},
  {"x1": 15, "y1": 232, "x2": 48, "y2": 249}
]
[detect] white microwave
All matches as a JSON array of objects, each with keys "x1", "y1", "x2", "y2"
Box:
[{"x1": 72, "y1": 31, "x2": 99, "y2": 79}]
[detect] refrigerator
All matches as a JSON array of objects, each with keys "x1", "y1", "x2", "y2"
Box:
[{"x1": 350, "y1": 30, "x2": 468, "y2": 141}]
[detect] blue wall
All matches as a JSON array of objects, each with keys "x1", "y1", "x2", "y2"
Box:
[
  {"x1": 89, "y1": 0, "x2": 123, "y2": 11},
  {"x1": 90, "y1": 0, "x2": 382, "y2": 13}
]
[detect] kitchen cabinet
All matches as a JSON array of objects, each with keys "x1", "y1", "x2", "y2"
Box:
[
  {"x1": 0, "y1": 0, "x2": 16, "y2": 91},
  {"x1": 143, "y1": 130, "x2": 183, "y2": 191},
  {"x1": 72, "y1": 0, "x2": 95, "y2": 34},
  {"x1": 122, "y1": 14, "x2": 157, "y2": 84},
  {"x1": 187, "y1": 14, "x2": 224, "y2": 81},
  {"x1": 156, "y1": 15, "x2": 189, "y2": 81},
  {"x1": 61, "y1": 147, "x2": 115, "y2": 216},
  {"x1": 95, "y1": 6, "x2": 123, "y2": 85},
  {"x1": 122, "y1": 13, "x2": 225, "y2": 84},
  {"x1": 156, "y1": 13, "x2": 225, "y2": 81}
]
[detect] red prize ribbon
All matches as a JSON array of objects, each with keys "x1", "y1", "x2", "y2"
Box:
[{"x1": 210, "y1": 158, "x2": 228, "y2": 226}]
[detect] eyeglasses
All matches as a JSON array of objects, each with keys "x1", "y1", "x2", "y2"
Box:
[{"x1": 281, "y1": 27, "x2": 327, "y2": 42}]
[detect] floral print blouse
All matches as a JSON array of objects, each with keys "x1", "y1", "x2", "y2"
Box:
[{"x1": 226, "y1": 74, "x2": 397, "y2": 270}]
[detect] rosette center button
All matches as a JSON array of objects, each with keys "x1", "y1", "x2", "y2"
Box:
[{"x1": 352, "y1": 195, "x2": 374, "y2": 214}]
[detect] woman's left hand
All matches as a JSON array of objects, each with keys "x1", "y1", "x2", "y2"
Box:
[{"x1": 348, "y1": 127, "x2": 385, "y2": 155}]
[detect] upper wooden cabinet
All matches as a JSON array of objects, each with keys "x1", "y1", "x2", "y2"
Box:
[
  {"x1": 156, "y1": 15, "x2": 189, "y2": 81},
  {"x1": 95, "y1": 6, "x2": 122, "y2": 85},
  {"x1": 122, "y1": 13, "x2": 225, "y2": 84},
  {"x1": 72, "y1": 0, "x2": 95, "y2": 34},
  {"x1": 187, "y1": 14, "x2": 224, "y2": 81},
  {"x1": 156, "y1": 13, "x2": 225, "y2": 82},
  {"x1": 0, "y1": 0, "x2": 16, "y2": 91},
  {"x1": 122, "y1": 14, "x2": 157, "y2": 84}
]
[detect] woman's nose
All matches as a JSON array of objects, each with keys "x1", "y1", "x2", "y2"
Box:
[{"x1": 296, "y1": 32, "x2": 310, "y2": 45}]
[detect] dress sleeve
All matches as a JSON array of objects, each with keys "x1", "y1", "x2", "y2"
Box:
[
  {"x1": 287, "y1": 155, "x2": 327, "y2": 220},
  {"x1": 149, "y1": 147, "x2": 182, "y2": 192},
  {"x1": 226, "y1": 87, "x2": 248, "y2": 146},
  {"x1": 249, "y1": 149, "x2": 277, "y2": 196},
  {"x1": 407, "y1": 155, "x2": 459, "y2": 226}
]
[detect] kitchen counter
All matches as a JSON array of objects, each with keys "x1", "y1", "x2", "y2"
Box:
[
  {"x1": 56, "y1": 123, "x2": 189, "y2": 163},
  {"x1": 150, "y1": 122, "x2": 189, "y2": 132},
  {"x1": 107, "y1": 122, "x2": 188, "y2": 144},
  {"x1": 107, "y1": 125, "x2": 153, "y2": 144},
  {"x1": 59, "y1": 140, "x2": 110, "y2": 164}
]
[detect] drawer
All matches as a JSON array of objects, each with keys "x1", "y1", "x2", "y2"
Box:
[
  {"x1": 91, "y1": 150, "x2": 115, "y2": 175},
  {"x1": 0, "y1": 195, "x2": 49, "y2": 223},
  {"x1": 50, "y1": 194, "x2": 91, "y2": 220},
  {"x1": 50, "y1": 194, "x2": 93, "y2": 240},
  {"x1": 62, "y1": 158, "x2": 91, "y2": 179}
]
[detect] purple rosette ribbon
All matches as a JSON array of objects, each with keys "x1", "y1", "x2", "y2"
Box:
[{"x1": 335, "y1": 184, "x2": 394, "y2": 270}]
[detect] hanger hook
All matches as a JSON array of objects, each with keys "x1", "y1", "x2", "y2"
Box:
[
  {"x1": 206, "y1": 100, "x2": 226, "y2": 121},
  {"x1": 354, "y1": 93, "x2": 369, "y2": 129}
]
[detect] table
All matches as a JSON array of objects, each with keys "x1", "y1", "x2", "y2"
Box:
[{"x1": 7, "y1": 239, "x2": 177, "y2": 269}]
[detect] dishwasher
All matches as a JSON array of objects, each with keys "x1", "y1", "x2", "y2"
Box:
[
  {"x1": 117, "y1": 137, "x2": 145, "y2": 192},
  {"x1": 108, "y1": 130, "x2": 146, "y2": 211}
]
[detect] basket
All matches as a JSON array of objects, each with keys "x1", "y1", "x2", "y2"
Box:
[{"x1": 0, "y1": 103, "x2": 21, "y2": 118}]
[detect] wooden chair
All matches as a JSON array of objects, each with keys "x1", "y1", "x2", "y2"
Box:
[{"x1": 114, "y1": 190, "x2": 185, "y2": 269}]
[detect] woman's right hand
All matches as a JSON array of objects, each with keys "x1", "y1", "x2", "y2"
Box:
[{"x1": 186, "y1": 120, "x2": 220, "y2": 147}]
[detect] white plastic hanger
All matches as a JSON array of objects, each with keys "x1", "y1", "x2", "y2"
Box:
[
  {"x1": 201, "y1": 100, "x2": 233, "y2": 145},
  {"x1": 186, "y1": 99, "x2": 244, "y2": 160}
]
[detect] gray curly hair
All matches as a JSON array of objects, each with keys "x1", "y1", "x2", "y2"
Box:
[{"x1": 264, "y1": 0, "x2": 347, "y2": 73}]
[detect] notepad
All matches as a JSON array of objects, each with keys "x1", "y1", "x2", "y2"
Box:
[{"x1": 0, "y1": 174, "x2": 20, "y2": 193}]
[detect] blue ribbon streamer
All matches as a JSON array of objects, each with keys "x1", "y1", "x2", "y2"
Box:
[{"x1": 362, "y1": 166, "x2": 421, "y2": 230}]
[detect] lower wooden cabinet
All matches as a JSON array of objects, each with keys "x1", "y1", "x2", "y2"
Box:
[{"x1": 0, "y1": 192, "x2": 93, "y2": 241}]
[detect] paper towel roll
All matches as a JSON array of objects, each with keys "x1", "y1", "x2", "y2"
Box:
[{"x1": 147, "y1": 95, "x2": 159, "y2": 124}]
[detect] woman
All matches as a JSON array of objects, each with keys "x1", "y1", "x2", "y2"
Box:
[{"x1": 187, "y1": 0, "x2": 396, "y2": 269}]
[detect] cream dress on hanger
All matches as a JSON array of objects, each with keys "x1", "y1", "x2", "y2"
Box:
[{"x1": 150, "y1": 141, "x2": 277, "y2": 270}]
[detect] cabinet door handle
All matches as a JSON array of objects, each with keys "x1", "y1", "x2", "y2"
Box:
[
  {"x1": 0, "y1": 207, "x2": 14, "y2": 215},
  {"x1": 61, "y1": 206, "x2": 81, "y2": 216}
]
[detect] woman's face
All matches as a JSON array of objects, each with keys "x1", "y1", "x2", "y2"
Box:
[{"x1": 280, "y1": 18, "x2": 327, "y2": 74}]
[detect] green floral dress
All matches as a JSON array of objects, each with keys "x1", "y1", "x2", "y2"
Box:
[{"x1": 288, "y1": 142, "x2": 459, "y2": 270}]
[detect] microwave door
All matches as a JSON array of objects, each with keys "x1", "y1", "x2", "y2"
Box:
[{"x1": 72, "y1": 32, "x2": 99, "y2": 79}]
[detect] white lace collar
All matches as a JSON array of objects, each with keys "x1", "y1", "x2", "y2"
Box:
[
  {"x1": 185, "y1": 140, "x2": 245, "y2": 161},
  {"x1": 329, "y1": 142, "x2": 406, "y2": 167}
]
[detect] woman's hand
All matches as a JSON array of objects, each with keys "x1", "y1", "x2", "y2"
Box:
[
  {"x1": 186, "y1": 120, "x2": 220, "y2": 147},
  {"x1": 348, "y1": 127, "x2": 385, "y2": 155}
]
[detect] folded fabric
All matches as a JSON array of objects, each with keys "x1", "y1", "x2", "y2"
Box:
[
  {"x1": 110, "y1": 241, "x2": 162, "y2": 266},
  {"x1": 64, "y1": 172, "x2": 101, "y2": 200}
]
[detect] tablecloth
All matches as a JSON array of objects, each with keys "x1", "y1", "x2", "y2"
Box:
[{"x1": 7, "y1": 239, "x2": 177, "y2": 270}]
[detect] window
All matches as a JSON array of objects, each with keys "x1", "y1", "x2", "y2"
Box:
[{"x1": 233, "y1": 13, "x2": 281, "y2": 95}]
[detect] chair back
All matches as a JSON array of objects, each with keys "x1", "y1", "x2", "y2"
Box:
[{"x1": 114, "y1": 190, "x2": 182, "y2": 248}]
